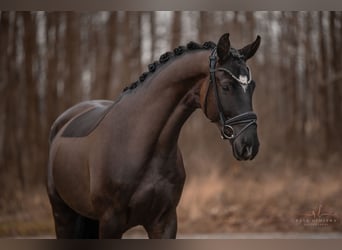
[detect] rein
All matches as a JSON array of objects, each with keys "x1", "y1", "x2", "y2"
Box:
[{"x1": 204, "y1": 48, "x2": 257, "y2": 141}]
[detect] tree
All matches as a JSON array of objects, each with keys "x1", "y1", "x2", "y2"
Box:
[
  {"x1": 171, "y1": 11, "x2": 181, "y2": 49},
  {"x1": 64, "y1": 12, "x2": 82, "y2": 108}
]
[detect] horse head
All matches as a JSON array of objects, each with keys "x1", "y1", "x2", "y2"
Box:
[{"x1": 200, "y1": 33, "x2": 261, "y2": 161}]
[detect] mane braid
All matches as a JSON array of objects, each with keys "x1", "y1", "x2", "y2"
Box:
[{"x1": 122, "y1": 40, "x2": 216, "y2": 92}]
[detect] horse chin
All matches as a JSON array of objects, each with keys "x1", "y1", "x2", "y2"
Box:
[{"x1": 231, "y1": 139, "x2": 259, "y2": 161}]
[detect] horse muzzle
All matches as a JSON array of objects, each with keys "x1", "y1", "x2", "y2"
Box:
[{"x1": 231, "y1": 128, "x2": 259, "y2": 161}]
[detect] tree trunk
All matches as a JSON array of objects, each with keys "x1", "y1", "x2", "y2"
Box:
[
  {"x1": 245, "y1": 12, "x2": 255, "y2": 42},
  {"x1": 0, "y1": 13, "x2": 10, "y2": 162},
  {"x1": 318, "y1": 11, "x2": 331, "y2": 157},
  {"x1": 171, "y1": 11, "x2": 181, "y2": 49},
  {"x1": 198, "y1": 12, "x2": 210, "y2": 43},
  {"x1": 21, "y1": 12, "x2": 40, "y2": 187},
  {"x1": 287, "y1": 12, "x2": 300, "y2": 160},
  {"x1": 120, "y1": 12, "x2": 132, "y2": 86},
  {"x1": 130, "y1": 12, "x2": 142, "y2": 80},
  {"x1": 329, "y1": 12, "x2": 342, "y2": 152},
  {"x1": 149, "y1": 12, "x2": 156, "y2": 61},
  {"x1": 64, "y1": 12, "x2": 81, "y2": 108},
  {"x1": 102, "y1": 12, "x2": 118, "y2": 99},
  {"x1": 46, "y1": 12, "x2": 60, "y2": 133}
]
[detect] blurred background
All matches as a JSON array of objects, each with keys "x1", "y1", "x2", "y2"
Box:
[{"x1": 0, "y1": 11, "x2": 342, "y2": 237}]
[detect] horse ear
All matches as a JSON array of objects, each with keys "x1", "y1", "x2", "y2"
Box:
[
  {"x1": 217, "y1": 33, "x2": 231, "y2": 64},
  {"x1": 239, "y1": 35, "x2": 261, "y2": 60}
]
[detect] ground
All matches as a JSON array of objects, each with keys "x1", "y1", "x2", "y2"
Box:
[{"x1": 0, "y1": 164, "x2": 341, "y2": 237}]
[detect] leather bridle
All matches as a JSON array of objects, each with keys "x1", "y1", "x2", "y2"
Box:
[{"x1": 203, "y1": 48, "x2": 257, "y2": 141}]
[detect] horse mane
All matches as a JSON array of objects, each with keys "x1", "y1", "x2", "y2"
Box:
[{"x1": 123, "y1": 41, "x2": 217, "y2": 92}]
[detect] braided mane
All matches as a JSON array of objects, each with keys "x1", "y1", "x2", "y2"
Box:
[{"x1": 123, "y1": 41, "x2": 216, "y2": 92}]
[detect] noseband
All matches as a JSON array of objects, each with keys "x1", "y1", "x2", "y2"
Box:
[{"x1": 204, "y1": 48, "x2": 257, "y2": 141}]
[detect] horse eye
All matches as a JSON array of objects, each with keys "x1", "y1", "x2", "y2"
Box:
[
  {"x1": 222, "y1": 85, "x2": 230, "y2": 91},
  {"x1": 219, "y1": 79, "x2": 230, "y2": 91}
]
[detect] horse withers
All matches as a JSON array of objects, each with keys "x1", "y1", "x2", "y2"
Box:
[{"x1": 47, "y1": 33, "x2": 261, "y2": 238}]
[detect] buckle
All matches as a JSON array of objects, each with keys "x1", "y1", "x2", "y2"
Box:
[{"x1": 221, "y1": 124, "x2": 234, "y2": 140}]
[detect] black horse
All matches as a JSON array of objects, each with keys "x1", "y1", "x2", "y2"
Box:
[{"x1": 47, "y1": 33, "x2": 261, "y2": 238}]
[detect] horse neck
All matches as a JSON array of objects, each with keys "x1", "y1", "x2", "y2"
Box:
[
  {"x1": 146, "y1": 50, "x2": 211, "y2": 155},
  {"x1": 109, "y1": 50, "x2": 211, "y2": 157}
]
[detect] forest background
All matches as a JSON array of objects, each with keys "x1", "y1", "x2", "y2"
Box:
[{"x1": 0, "y1": 11, "x2": 342, "y2": 236}]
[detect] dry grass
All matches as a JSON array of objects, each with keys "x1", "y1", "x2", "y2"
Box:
[
  {"x1": 0, "y1": 187, "x2": 54, "y2": 237},
  {"x1": 0, "y1": 165, "x2": 341, "y2": 237},
  {"x1": 177, "y1": 166, "x2": 342, "y2": 233}
]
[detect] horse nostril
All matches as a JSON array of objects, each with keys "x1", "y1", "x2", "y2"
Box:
[
  {"x1": 247, "y1": 146, "x2": 253, "y2": 157},
  {"x1": 242, "y1": 145, "x2": 253, "y2": 159}
]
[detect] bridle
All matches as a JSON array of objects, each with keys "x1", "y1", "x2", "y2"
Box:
[{"x1": 203, "y1": 48, "x2": 257, "y2": 141}]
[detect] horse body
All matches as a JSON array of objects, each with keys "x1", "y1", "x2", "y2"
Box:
[
  {"x1": 47, "y1": 34, "x2": 261, "y2": 238},
  {"x1": 48, "y1": 50, "x2": 210, "y2": 238}
]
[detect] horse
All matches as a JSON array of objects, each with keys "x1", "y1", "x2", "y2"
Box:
[{"x1": 47, "y1": 33, "x2": 261, "y2": 239}]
